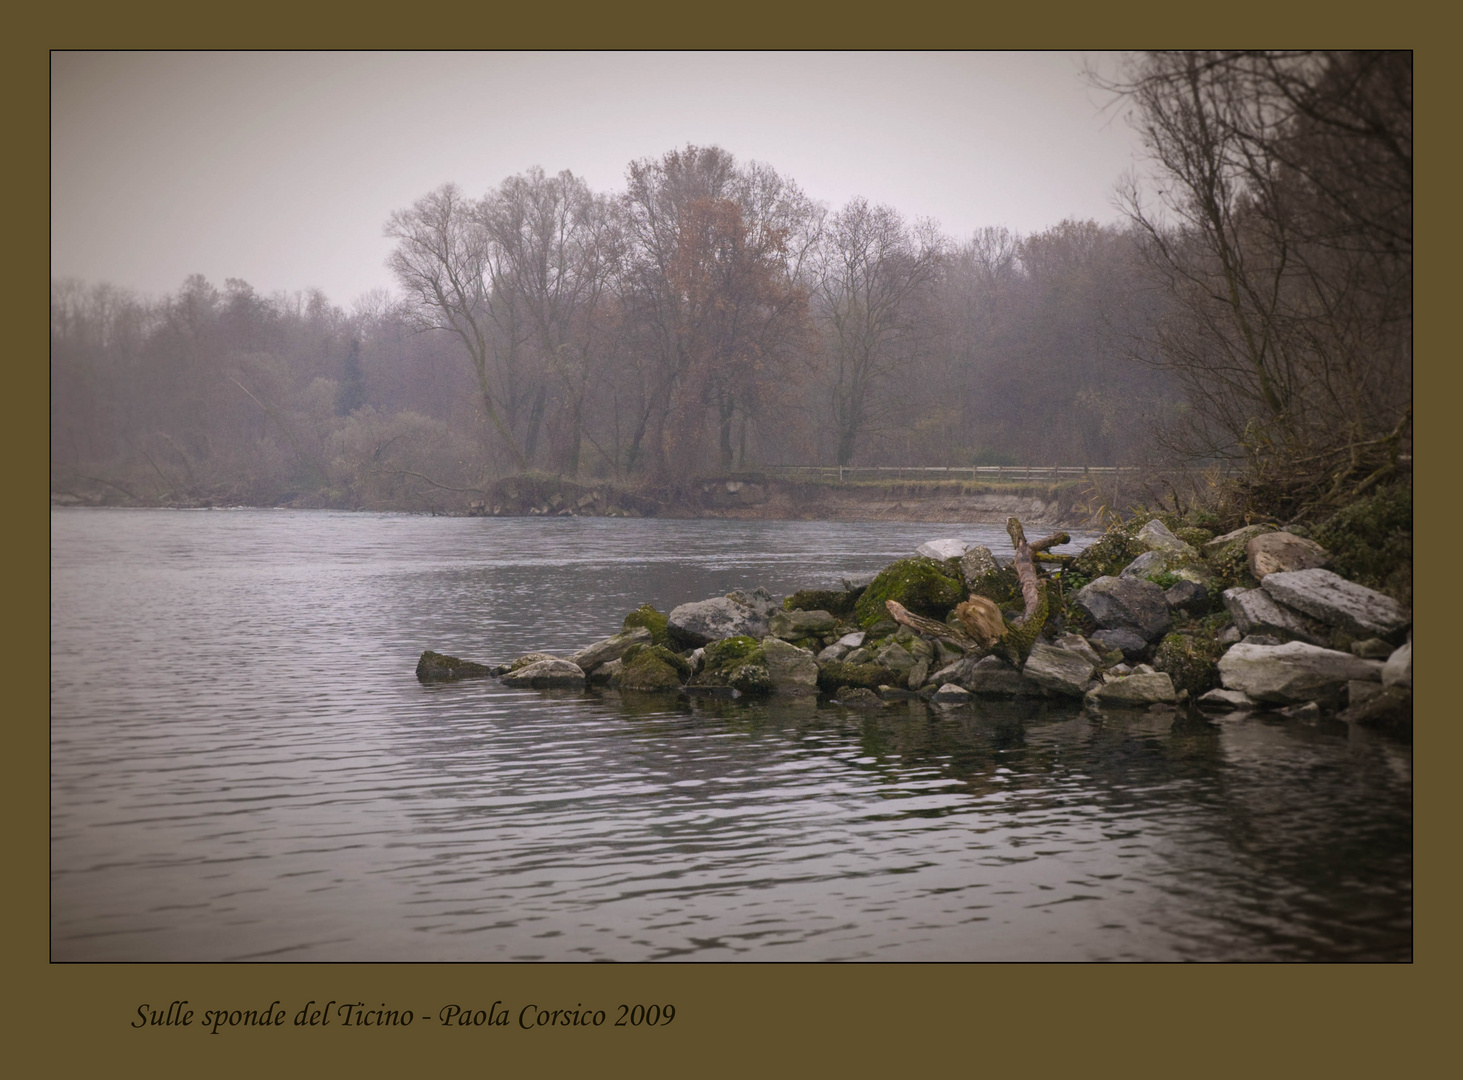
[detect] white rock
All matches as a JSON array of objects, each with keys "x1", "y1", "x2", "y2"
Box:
[
  {"x1": 916, "y1": 539, "x2": 970, "y2": 561},
  {"x1": 1382, "y1": 642, "x2": 1412, "y2": 690}
]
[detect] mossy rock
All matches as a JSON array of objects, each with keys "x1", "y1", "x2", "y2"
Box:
[
  {"x1": 966, "y1": 563, "x2": 1023, "y2": 607},
  {"x1": 615, "y1": 644, "x2": 690, "y2": 692},
  {"x1": 852, "y1": 557, "x2": 965, "y2": 630},
  {"x1": 1175, "y1": 526, "x2": 1215, "y2": 549},
  {"x1": 692, "y1": 636, "x2": 768, "y2": 688},
  {"x1": 1071, "y1": 522, "x2": 1149, "y2": 580},
  {"x1": 816, "y1": 659, "x2": 902, "y2": 695},
  {"x1": 1151, "y1": 632, "x2": 1224, "y2": 697},
  {"x1": 622, "y1": 603, "x2": 672, "y2": 648},
  {"x1": 621, "y1": 643, "x2": 691, "y2": 680},
  {"x1": 416, "y1": 650, "x2": 496, "y2": 683},
  {"x1": 783, "y1": 588, "x2": 856, "y2": 618},
  {"x1": 728, "y1": 664, "x2": 774, "y2": 695},
  {"x1": 1313, "y1": 481, "x2": 1412, "y2": 604}
]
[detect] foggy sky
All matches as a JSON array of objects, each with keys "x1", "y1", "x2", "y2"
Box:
[{"x1": 51, "y1": 51, "x2": 1146, "y2": 307}]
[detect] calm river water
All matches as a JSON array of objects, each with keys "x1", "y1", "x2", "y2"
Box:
[{"x1": 50, "y1": 508, "x2": 1411, "y2": 961}]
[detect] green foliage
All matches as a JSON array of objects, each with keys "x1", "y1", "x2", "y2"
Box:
[
  {"x1": 1175, "y1": 526, "x2": 1214, "y2": 548},
  {"x1": 1313, "y1": 481, "x2": 1412, "y2": 604},
  {"x1": 622, "y1": 603, "x2": 671, "y2": 648},
  {"x1": 1071, "y1": 519, "x2": 1150, "y2": 579},
  {"x1": 784, "y1": 589, "x2": 856, "y2": 618},
  {"x1": 1145, "y1": 571, "x2": 1182, "y2": 590},
  {"x1": 693, "y1": 636, "x2": 769, "y2": 691},
  {"x1": 853, "y1": 558, "x2": 965, "y2": 629},
  {"x1": 621, "y1": 643, "x2": 691, "y2": 680},
  {"x1": 1151, "y1": 632, "x2": 1223, "y2": 697}
]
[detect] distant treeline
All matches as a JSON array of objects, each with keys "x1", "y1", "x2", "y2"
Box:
[{"x1": 52, "y1": 52, "x2": 1409, "y2": 523}]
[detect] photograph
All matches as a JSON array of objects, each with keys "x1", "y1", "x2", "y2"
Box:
[{"x1": 50, "y1": 50, "x2": 1412, "y2": 967}]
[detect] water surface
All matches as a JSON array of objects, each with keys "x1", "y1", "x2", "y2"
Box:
[{"x1": 50, "y1": 509, "x2": 1411, "y2": 961}]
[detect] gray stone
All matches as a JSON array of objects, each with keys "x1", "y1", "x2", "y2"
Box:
[
  {"x1": 817, "y1": 643, "x2": 850, "y2": 662},
  {"x1": 589, "y1": 657, "x2": 622, "y2": 686},
  {"x1": 961, "y1": 654, "x2": 1045, "y2": 697},
  {"x1": 1218, "y1": 625, "x2": 1242, "y2": 645},
  {"x1": 1023, "y1": 642, "x2": 1095, "y2": 698},
  {"x1": 1196, "y1": 687, "x2": 1257, "y2": 712},
  {"x1": 415, "y1": 650, "x2": 498, "y2": 683},
  {"x1": 1052, "y1": 632, "x2": 1103, "y2": 668},
  {"x1": 1382, "y1": 642, "x2": 1412, "y2": 690},
  {"x1": 836, "y1": 631, "x2": 867, "y2": 648},
  {"x1": 510, "y1": 651, "x2": 561, "y2": 670},
  {"x1": 725, "y1": 587, "x2": 780, "y2": 620},
  {"x1": 1136, "y1": 518, "x2": 1198, "y2": 558},
  {"x1": 768, "y1": 608, "x2": 838, "y2": 640},
  {"x1": 1260, "y1": 568, "x2": 1409, "y2": 639},
  {"x1": 1337, "y1": 685, "x2": 1411, "y2": 729},
  {"x1": 843, "y1": 646, "x2": 874, "y2": 665},
  {"x1": 931, "y1": 683, "x2": 972, "y2": 705},
  {"x1": 760, "y1": 637, "x2": 820, "y2": 694},
  {"x1": 1347, "y1": 680, "x2": 1384, "y2": 709},
  {"x1": 1218, "y1": 640, "x2": 1383, "y2": 705},
  {"x1": 500, "y1": 657, "x2": 587, "y2": 688},
  {"x1": 1085, "y1": 671, "x2": 1178, "y2": 707},
  {"x1": 907, "y1": 657, "x2": 931, "y2": 690},
  {"x1": 835, "y1": 687, "x2": 883, "y2": 708},
  {"x1": 958, "y1": 545, "x2": 1000, "y2": 589},
  {"x1": 1247, "y1": 531, "x2": 1330, "y2": 579},
  {"x1": 874, "y1": 642, "x2": 916, "y2": 673},
  {"x1": 878, "y1": 686, "x2": 922, "y2": 701},
  {"x1": 1089, "y1": 628, "x2": 1149, "y2": 661},
  {"x1": 840, "y1": 572, "x2": 878, "y2": 593},
  {"x1": 1074, "y1": 576, "x2": 1172, "y2": 642},
  {"x1": 1203, "y1": 523, "x2": 1276, "y2": 554},
  {"x1": 1222, "y1": 586, "x2": 1328, "y2": 645},
  {"x1": 569, "y1": 626, "x2": 653, "y2": 673},
  {"x1": 916, "y1": 538, "x2": 969, "y2": 561},
  {"x1": 1164, "y1": 579, "x2": 1212, "y2": 616},
  {"x1": 667, "y1": 596, "x2": 771, "y2": 647},
  {"x1": 1240, "y1": 634, "x2": 1284, "y2": 647},
  {"x1": 1351, "y1": 637, "x2": 1394, "y2": 660},
  {"x1": 1119, "y1": 550, "x2": 1174, "y2": 579}
]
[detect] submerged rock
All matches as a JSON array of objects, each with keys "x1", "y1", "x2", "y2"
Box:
[
  {"x1": 416, "y1": 650, "x2": 499, "y2": 683},
  {"x1": 500, "y1": 657, "x2": 586, "y2": 688}
]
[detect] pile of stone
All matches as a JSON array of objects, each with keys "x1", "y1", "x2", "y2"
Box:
[{"x1": 415, "y1": 519, "x2": 1411, "y2": 731}]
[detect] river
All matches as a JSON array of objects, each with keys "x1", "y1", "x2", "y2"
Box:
[{"x1": 49, "y1": 508, "x2": 1412, "y2": 961}]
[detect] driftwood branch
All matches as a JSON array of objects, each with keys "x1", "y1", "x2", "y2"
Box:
[
  {"x1": 1006, "y1": 517, "x2": 1044, "y2": 625},
  {"x1": 886, "y1": 600, "x2": 979, "y2": 650}
]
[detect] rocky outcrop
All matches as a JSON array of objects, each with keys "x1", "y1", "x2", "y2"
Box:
[{"x1": 1260, "y1": 568, "x2": 1410, "y2": 639}]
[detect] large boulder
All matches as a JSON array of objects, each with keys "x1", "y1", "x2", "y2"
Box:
[
  {"x1": 692, "y1": 636, "x2": 773, "y2": 695},
  {"x1": 621, "y1": 603, "x2": 671, "y2": 647},
  {"x1": 615, "y1": 646, "x2": 687, "y2": 692},
  {"x1": 853, "y1": 557, "x2": 965, "y2": 629},
  {"x1": 668, "y1": 595, "x2": 772, "y2": 647},
  {"x1": 1074, "y1": 576, "x2": 1172, "y2": 642},
  {"x1": 816, "y1": 659, "x2": 902, "y2": 695},
  {"x1": 760, "y1": 637, "x2": 820, "y2": 694},
  {"x1": 1222, "y1": 586, "x2": 1328, "y2": 645},
  {"x1": 416, "y1": 650, "x2": 499, "y2": 683},
  {"x1": 569, "y1": 626, "x2": 653, "y2": 673},
  {"x1": 1217, "y1": 640, "x2": 1383, "y2": 705},
  {"x1": 1085, "y1": 671, "x2": 1178, "y2": 708},
  {"x1": 1164, "y1": 579, "x2": 1212, "y2": 616},
  {"x1": 500, "y1": 657, "x2": 587, "y2": 689},
  {"x1": 1259, "y1": 568, "x2": 1410, "y2": 639},
  {"x1": 916, "y1": 538, "x2": 969, "y2": 561},
  {"x1": 1088, "y1": 628, "x2": 1148, "y2": 661},
  {"x1": 1022, "y1": 642, "x2": 1095, "y2": 698},
  {"x1": 1247, "y1": 532, "x2": 1331, "y2": 579}
]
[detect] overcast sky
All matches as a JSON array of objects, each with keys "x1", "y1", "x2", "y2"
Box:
[{"x1": 51, "y1": 51, "x2": 1147, "y2": 307}]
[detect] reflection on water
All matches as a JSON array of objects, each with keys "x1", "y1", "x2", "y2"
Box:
[{"x1": 50, "y1": 509, "x2": 1410, "y2": 961}]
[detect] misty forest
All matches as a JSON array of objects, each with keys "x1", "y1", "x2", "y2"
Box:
[{"x1": 51, "y1": 52, "x2": 1410, "y2": 530}]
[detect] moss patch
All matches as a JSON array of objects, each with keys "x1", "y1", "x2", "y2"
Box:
[
  {"x1": 622, "y1": 603, "x2": 672, "y2": 648},
  {"x1": 1313, "y1": 481, "x2": 1412, "y2": 605},
  {"x1": 816, "y1": 660, "x2": 902, "y2": 695},
  {"x1": 1151, "y1": 632, "x2": 1223, "y2": 697},
  {"x1": 415, "y1": 651, "x2": 495, "y2": 683},
  {"x1": 784, "y1": 589, "x2": 856, "y2": 618},
  {"x1": 853, "y1": 558, "x2": 965, "y2": 629}
]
